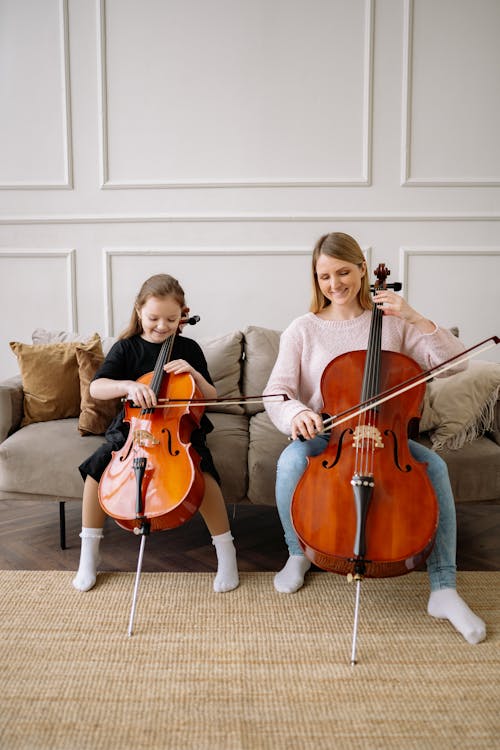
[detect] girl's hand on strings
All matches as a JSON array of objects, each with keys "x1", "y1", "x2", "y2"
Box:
[
  {"x1": 163, "y1": 359, "x2": 196, "y2": 377},
  {"x1": 291, "y1": 410, "x2": 324, "y2": 440},
  {"x1": 164, "y1": 359, "x2": 217, "y2": 400}
]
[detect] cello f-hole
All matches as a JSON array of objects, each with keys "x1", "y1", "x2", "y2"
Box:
[
  {"x1": 383, "y1": 429, "x2": 412, "y2": 473},
  {"x1": 160, "y1": 427, "x2": 180, "y2": 456},
  {"x1": 322, "y1": 428, "x2": 353, "y2": 469}
]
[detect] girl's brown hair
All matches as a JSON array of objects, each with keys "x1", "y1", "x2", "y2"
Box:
[
  {"x1": 119, "y1": 273, "x2": 187, "y2": 339},
  {"x1": 310, "y1": 232, "x2": 372, "y2": 313}
]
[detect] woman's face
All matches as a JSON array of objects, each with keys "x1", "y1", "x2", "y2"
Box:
[
  {"x1": 315, "y1": 253, "x2": 366, "y2": 310},
  {"x1": 138, "y1": 295, "x2": 182, "y2": 343}
]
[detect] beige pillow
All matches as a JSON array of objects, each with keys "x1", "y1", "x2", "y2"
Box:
[
  {"x1": 198, "y1": 331, "x2": 244, "y2": 415},
  {"x1": 9, "y1": 335, "x2": 100, "y2": 427},
  {"x1": 242, "y1": 326, "x2": 281, "y2": 416},
  {"x1": 76, "y1": 341, "x2": 121, "y2": 436},
  {"x1": 420, "y1": 360, "x2": 500, "y2": 450},
  {"x1": 32, "y1": 328, "x2": 116, "y2": 356}
]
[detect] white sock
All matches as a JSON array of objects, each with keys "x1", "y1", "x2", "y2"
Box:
[
  {"x1": 274, "y1": 555, "x2": 311, "y2": 593},
  {"x1": 211, "y1": 531, "x2": 239, "y2": 593},
  {"x1": 72, "y1": 527, "x2": 103, "y2": 592},
  {"x1": 427, "y1": 588, "x2": 486, "y2": 644}
]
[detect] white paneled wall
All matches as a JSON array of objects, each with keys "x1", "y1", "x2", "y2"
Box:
[{"x1": 1, "y1": 0, "x2": 499, "y2": 379}]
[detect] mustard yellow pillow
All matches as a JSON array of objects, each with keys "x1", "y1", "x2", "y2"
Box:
[
  {"x1": 9, "y1": 335, "x2": 100, "y2": 427},
  {"x1": 76, "y1": 342, "x2": 121, "y2": 435}
]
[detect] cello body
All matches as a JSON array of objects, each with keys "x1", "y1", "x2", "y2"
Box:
[{"x1": 98, "y1": 368, "x2": 205, "y2": 533}]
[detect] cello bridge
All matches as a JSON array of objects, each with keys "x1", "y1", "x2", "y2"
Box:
[
  {"x1": 351, "y1": 425, "x2": 384, "y2": 449},
  {"x1": 133, "y1": 430, "x2": 159, "y2": 447}
]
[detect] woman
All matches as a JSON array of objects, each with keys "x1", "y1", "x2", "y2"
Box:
[
  {"x1": 264, "y1": 232, "x2": 485, "y2": 645},
  {"x1": 73, "y1": 273, "x2": 239, "y2": 594}
]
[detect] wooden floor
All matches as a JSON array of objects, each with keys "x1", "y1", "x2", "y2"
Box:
[{"x1": 0, "y1": 499, "x2": 499, "y2": 572}]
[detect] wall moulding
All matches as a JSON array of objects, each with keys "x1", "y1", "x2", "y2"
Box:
[
  {"x1": 399, "y1": 246, "x2": 500, "y2": 362},
  {"x1": 0, "y1": 0, "x2": 73, "y2": 190},
  {"x1": 101, "y1": 245, "x2": 372, "y2": 337},
  {"x1": 1, "y1": 211, "x2": 500, "y2": 226},
  {"x1": 401, "y1": 0, "x2": 500, "y2": 187},
  {"x1": 0, "y1": 248, "x2": 77, "y2": 331},
  {"x1": 97, "y1": 0, "x2": 373, "y2": 189},
  {"x1": 399, "y1": 246, "x2": 500, "y2": 293},
  {"x1": 103, "y1": 246, "x2": 314, "y2": 336}
]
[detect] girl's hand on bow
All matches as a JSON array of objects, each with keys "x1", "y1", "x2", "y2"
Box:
[
  {"x1": 126, "y1": 382, "x2": 157, "y2": 409},
  {"x1": 292, "y1": 410, "x2": 324, "y2": 440}
]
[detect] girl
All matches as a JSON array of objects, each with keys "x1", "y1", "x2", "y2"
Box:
[
  {"x1": 73, "y1": 274, "x2": 239, "y2": 594},
  {"x1": 264, "y1": 232, "x2": 486, "y2": 645}
]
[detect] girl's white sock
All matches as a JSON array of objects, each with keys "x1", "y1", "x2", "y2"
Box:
[
  {"x1": 211, "y1": 531, "x2": 239, "y2": 592},
  {"x1": 428, "y1": 588, "x2": 486, "y2": 644},
  {"x1": 72, "y1": 527, "x2": 104, "y2": 592},
  {"x1": 274, "y1": 555, "x2": 311, "y2": 593}
]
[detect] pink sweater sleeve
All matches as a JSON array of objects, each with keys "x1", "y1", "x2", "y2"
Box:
[{"x1": 264, "y1": 326, "x2": 310, "y2": 435}]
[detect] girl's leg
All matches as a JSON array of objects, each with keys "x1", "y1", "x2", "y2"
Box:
[
  {"x1": 274, "y1": 435, "x2": 329, "y2": 593},
  {"x1": 409, "y1": 440, "x2": 486, "y2": 644},
  {"x1": 72, "y1": 476, "x2": 105, "y2": 592},
  {"x1": 198, "y1": 473, "x2": 239, "y2": 593}
]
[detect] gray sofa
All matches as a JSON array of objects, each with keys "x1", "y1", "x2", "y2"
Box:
[{"x1": 1, "y1": 325, "x2": 500, "y2": 548}]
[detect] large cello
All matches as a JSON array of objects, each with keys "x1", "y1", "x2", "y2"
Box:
[{"x1": 290, "y1": 264, "x2": 439, "y2": 662}]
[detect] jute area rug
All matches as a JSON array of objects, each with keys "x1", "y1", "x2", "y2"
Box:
[{"x1": 0, "y1": 571, "x2": 498, "y2": 750}]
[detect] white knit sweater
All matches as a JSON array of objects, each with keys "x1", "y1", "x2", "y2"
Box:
[{"x1": 264, "y1": 310, "x2": 466, "y2": 435}]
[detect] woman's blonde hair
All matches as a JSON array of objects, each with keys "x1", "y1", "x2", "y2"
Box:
[
  {"x1": 310, "y1": 232, "x2": 372, "y2": 313},
  {"x1": 119, "y1": 273, "x2": 187, "y2": 339}
]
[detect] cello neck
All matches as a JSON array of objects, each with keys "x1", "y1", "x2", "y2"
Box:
[
  {"x1": 149, "y1": 334, "x2": 176, "y2": 398},
  {"x1": 361, "y1": 303, "x2": 383, "y2": 404}
]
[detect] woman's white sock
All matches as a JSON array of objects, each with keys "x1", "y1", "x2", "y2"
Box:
[
  {"x1": 428, "y1": 588, "x2": 486, "y2": 644},
  {"x1": 274, "y1": 555, "x2": 311, "y2": 593},
  {"x1": 211, "y1": 531, "x2": 239, "y2": 592},
  {"x1": 72, "y1": 527, "x2": 103, "y2": 592}
]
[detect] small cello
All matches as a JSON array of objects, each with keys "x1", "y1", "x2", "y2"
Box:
[
  {"x1": 290, "y1": 264, "x2": 439, "y2": 661},
  {"x1": 98, "y1": 316, "x2": 205, "y2": 634},
  {"x1": 98, "y1": 318, "x2": 205, "y2": 533}
]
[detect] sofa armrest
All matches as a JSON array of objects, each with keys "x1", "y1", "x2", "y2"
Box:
[{"x1": 0, "y1": 376, "x2": 24, "y2": 442}]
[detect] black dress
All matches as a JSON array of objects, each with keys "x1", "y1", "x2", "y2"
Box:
[{"x1": 79, "y1": 334, "x2": 220, "y2": 484}]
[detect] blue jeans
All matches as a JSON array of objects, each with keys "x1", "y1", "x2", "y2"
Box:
[{"x1": 275, "y1": 435, "x2": 456, "y2": 591}]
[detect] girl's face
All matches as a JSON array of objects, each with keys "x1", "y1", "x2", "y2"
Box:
[
  {"x1": 315, "y1": 253, "x2": 366, "y2": 313},
  {"x1": 138, "y1": 295, "x2": 183, "y2": 343}
]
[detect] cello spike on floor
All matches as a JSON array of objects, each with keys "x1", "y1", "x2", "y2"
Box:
[
  {"x1": 350, "y1": 574, "x2": 363, "y2": 666},
  {"x1": 128, "y1": 531, "x2": 148, "y2": 637}
]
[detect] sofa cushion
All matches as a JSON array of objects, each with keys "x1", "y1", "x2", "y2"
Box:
[
  {"x1": 206, "y1": 413, "x2": 249, "y2": 502},
  {"x1": 242, "y1": 326, "x2": 281, "y2": 416},
  {"x1": 247, "y1": 411, "x2": 288, "y2": 505},
  {"x1": 0, "y1": 418, "x2": 105, "y2": 499},
  {"x1": 76, "y1": 343, "x2": 121, "y2": 436},
  {"x1": 418, "y1": 434, "x2": 500, "y2": 503},
  {"x1": 420, "y1": 360, "x2": 500, "y2": 450},
  {"x1": 9, "y1": 336, "x2": 100, "y2": 427}
]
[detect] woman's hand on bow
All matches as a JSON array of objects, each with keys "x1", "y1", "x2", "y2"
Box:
[{"x1": 291, "y1": 409, "x2": 324, "y2": 440}]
